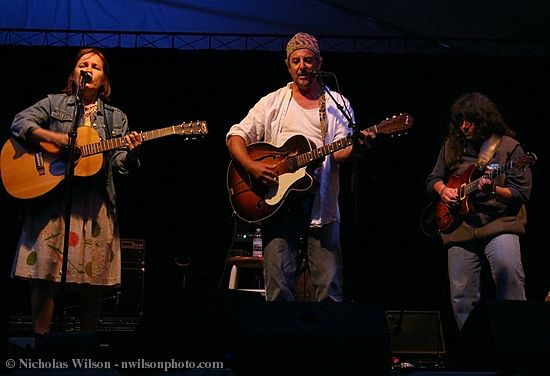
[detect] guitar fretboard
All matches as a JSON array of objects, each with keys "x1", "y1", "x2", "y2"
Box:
[
  {"x1": 292, "y1": 122, "x2": 386, "y2": 169},
  {"x1": 278, "y1": 114, "x2": 412, "y2": 174},
  {"x1": 463, "y1": 155, "x2": 534, "y2": 195},
  {"x1": 80, "y1": 122, "x2": 206, "y2": 157},
  {"x1": 296, "y1": 138, "x2": 353, "y2": 168}
]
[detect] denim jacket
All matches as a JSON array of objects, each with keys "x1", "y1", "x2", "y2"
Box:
[{"x1": 11, "y1": 93, "x2": 140, "y2": 208}]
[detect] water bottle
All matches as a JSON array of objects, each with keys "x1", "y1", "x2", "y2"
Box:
[{"x1": 252, "y1": 228, "x2": 263, "y2": 257}]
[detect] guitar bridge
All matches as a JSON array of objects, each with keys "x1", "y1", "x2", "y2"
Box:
[{"x1": 34, "y1": 152, "x2": 45, "y2": 176}]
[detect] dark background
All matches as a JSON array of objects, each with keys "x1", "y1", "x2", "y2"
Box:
[{"x1": 1, "y1": 45, "x2": 549, "y2": 355}]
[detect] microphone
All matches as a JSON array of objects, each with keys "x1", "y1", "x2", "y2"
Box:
[
  {"x1": 308, "y1": 69, "x2": 334, "y2": 78},
  {"x1": 80, "y1": 70, "x2": 92, "y2": 83}
]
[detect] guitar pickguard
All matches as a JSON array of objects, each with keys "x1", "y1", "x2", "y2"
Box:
[{"x1": 264, "y1": 168, "x2": 307, "y2": 205}]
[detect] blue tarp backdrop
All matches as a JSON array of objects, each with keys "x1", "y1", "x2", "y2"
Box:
[
  {"x1": 1, "y1": 0, "x2": 549, "y2": 55},
  {"x1": 0, "y1": 1, "x2": 386, "y2": 35}
]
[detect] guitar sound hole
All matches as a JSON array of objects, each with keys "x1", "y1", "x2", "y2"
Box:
[{"x1": 49, "y1": 159, "x2": 66, "y2": 176}]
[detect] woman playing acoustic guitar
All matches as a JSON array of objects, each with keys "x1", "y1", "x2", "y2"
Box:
[{"x1": 8, "y1": 48, "x2": 142, "y2": 336}]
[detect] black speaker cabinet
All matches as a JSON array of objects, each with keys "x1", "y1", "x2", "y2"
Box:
[
  {"x1": 102, "y1": 267, "x2": 144, "y2": 316},
  {"x1": 102, "y1": 238, "x2": 145, "y2": 316},
  {"x1": 386, "y1": 310, "x2": 446, "y2": 356},
  {"x1": 459, "y1": 300, "x2": 550, "y2": 374}
]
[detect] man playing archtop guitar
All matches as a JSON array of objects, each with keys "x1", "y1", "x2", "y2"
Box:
[{"x1": 225, "y1": 32, "x2": 380, "y2": 302}]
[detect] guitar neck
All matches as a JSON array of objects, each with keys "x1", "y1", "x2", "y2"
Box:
[
  {"x1": 296, "y1": 137, "x2": 353, "y2": 168},
  {"x1": 80, "y1": 125, "x2": 183, "y2": 157},
  {"x1": 463, "y1": 159, "x2": 514, "y2": 195},
  {"x1": 292, "y1": 114, "x2": 412, "y2": 169}
]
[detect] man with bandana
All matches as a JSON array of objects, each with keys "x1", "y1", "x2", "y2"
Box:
[{"x1": 226, "y1": 32, "x2": 374, "y2": 302}]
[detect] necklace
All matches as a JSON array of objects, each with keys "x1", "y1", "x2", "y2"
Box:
[
  {"x1": 84, "y1": 102, "x2": 97, "y2": 118},
  {"x1": 318, "y1": 88, "x2": 326, "y2": 143},
  {"x1": 291, "y1": 83, "x2": 326, "y2": 143}
]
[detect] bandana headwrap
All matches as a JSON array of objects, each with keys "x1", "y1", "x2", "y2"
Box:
[{"x1": 286, "y1": 32, "x2": 320, "y2": 59}]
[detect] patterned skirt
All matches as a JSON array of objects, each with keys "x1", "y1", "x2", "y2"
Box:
[{"x1": 12, "y1": 189, "x2": 121, "y2": 286}]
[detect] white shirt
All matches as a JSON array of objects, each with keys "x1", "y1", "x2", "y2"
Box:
[{"x1": 226, "y1": 82, "x2": 355, "y2": 226}]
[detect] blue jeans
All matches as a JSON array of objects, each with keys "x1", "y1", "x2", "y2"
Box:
[
  {"x1": 262, "y1": 197, "x2": 343, "y2": 302},
  {"x1": 448, "y1": 233, "x2": 526, "y2": 329}
]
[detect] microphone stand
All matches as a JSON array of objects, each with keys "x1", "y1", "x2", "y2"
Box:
[
  {"x1": 316, "y1": 74, "x2": 363, "y2": 234},
  {"x1": 57, "y1": 73, "x2": 90, "y2": 331}
]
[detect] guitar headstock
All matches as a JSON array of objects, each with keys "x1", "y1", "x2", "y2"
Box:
[
  {"x1": 176, "y1": 121, "x2": 208, "y2": 138},
  {"x1": 513, "y1": 152, "x2": 537, "y2": 170},
  {"x1": 374, "y1": 113, "x2": 413, "y2": 136}
]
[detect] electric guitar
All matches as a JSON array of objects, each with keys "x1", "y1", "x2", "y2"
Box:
[
  {"x1": 435, "y1": 152, "x2": 537, "y2": 233},
  {"x1": 0, "y1": 120, "x2": 208, "y2": 199},
  {"x1": 227, "y1": 113, "x2": 413, "y2": 223}
]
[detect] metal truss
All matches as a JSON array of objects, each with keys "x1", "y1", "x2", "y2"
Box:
[{"x1": 1, "y1": 28, "x2": 549, "y2": 57}]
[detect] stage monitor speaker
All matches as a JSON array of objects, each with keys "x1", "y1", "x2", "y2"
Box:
[
  {"x1": 386, "y1": 310, "x2": 446, "y2": 356},
  {"x1": 200, "y1": 293, "x2": 391, "y2": 375},
  {"x1": 459, "y1": 300, "x2": 550, "y2": 374}
]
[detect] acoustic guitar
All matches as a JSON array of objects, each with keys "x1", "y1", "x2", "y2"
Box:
[
  {"x1": 0, "y1": 121, "x2": 208, "y2": 199},
  {"x1": 227, "y1": 114, "x2": 413, "y2": 223}
]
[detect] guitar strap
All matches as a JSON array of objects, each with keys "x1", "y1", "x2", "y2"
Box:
[
  {"x1": 476, "y1": 134, "x2": 502, "y2": 171},
  {"x1": 318, "y1": 88, "x2": 327, "y2": 144}
]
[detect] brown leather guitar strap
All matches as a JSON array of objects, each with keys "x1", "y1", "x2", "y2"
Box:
[{"x1": 476, "y1": 134, "x2": 502, "y2": 171}]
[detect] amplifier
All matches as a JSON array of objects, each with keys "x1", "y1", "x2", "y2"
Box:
[
  {"x1": 102, "y1": 267, "x2": 144, "y2": 316},
  {"x1": 102, "y1": 238, "x2": 146, "y2": 316},
  {"x1": 120, "y1": 238, "x2": 145, "y2": 267}
]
